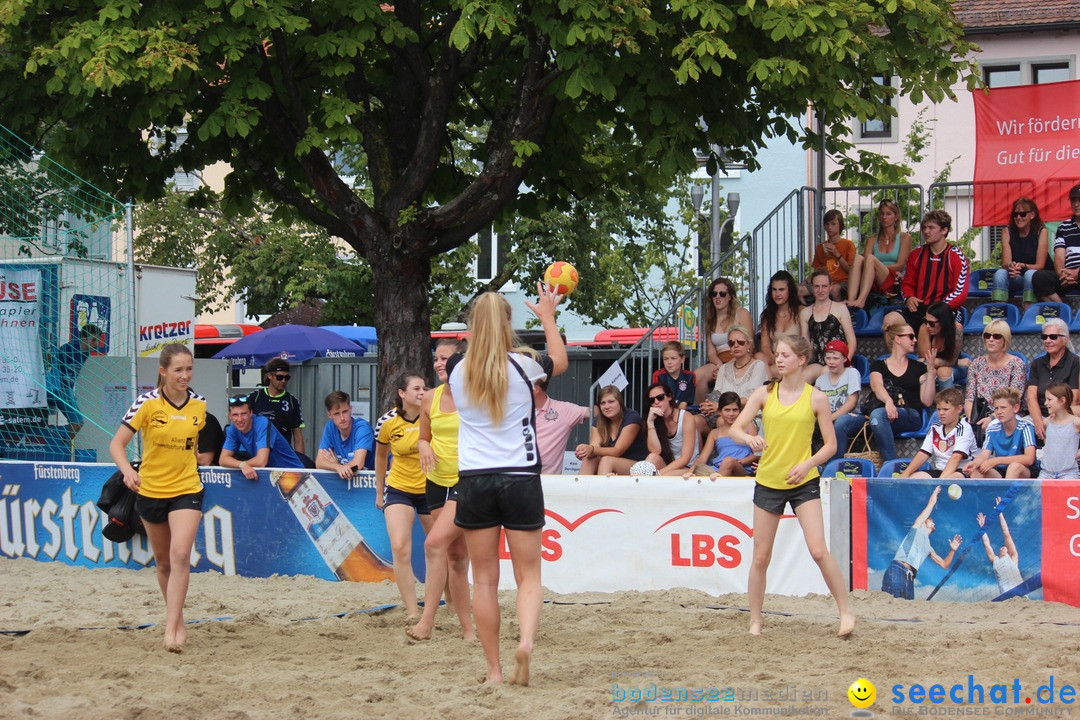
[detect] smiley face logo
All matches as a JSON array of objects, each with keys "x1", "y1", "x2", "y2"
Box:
[{"x1": 848, "y1": 678, "x2": 876, "y2": 709}]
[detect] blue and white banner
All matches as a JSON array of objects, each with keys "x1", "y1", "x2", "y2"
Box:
[{"x1": 0, "y1": 461, "x2": 421, "y2": 581}]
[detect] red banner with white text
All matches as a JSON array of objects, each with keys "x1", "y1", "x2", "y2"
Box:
[{"x1": 972, "y1": 80, "x2": 1080, "y2": 226}]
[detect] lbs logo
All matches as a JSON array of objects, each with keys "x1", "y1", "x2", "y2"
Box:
[
  {"x1": 657, "y1": 511, "x2": 754, "y2": 569},
  {"x1": 498, "y1": 508, "x2": 622, "y2": 562}
]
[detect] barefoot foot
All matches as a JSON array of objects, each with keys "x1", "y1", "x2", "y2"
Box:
[
  {"x1": 405, "y1": 623, "x2": 432, "y2": 642},
  {"x1": 509, "y1": 647, "x2": 531, "y2": 686},
  {"x1": 838, "y1": 612, "x2": 856, "y2": 638},
  {"x1": 749, "y1": 619, "x2": 762, "y2": 636}
]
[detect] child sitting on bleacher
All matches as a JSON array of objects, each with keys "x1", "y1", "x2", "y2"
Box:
[
  {"x1": 685, "y1": 392, "x2": 759, "y2": 478},
  {"x1": 651, "y1": 340, "x2": 695, "y2": 411},
  {"x1": 963, "y1": 388, "x2": 1037, "y2": 479},
  {"x1": 1037, "y1": 383, "x2": 1080, "y2": 480},
  {"x1": 898, "y1": 388, "x2": 976, "y2": 479}
]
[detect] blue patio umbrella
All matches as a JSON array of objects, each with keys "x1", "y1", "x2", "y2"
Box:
[
  {"x1": 319, "y1": 325, "x2": 377, "y2": 347},
  {"x1": 212, "y1": 324, "x2": 366, "y2": 368}
]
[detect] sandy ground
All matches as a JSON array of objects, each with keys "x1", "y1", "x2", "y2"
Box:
[{"x1": 2, "y1": 557, "x2": 1079, "y2": 720}]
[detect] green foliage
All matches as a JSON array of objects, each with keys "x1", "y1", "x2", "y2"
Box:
[
  {"x1": 0, "y1": 0, "x2": 978, "y2": 404},
  {"x1": 133, "y1": 188, "x2": 374, "y2": 324}
]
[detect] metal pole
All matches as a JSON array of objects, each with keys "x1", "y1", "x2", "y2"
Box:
[
  {"x1": 125, "y1": 200, "x2": 137, "y2": 411},
  {"x1": 710, "y1": 169, "x2": 721, "y2": 279},
  {"x1": 816, "y1": 109, "x2": 827, "y2": 246}
]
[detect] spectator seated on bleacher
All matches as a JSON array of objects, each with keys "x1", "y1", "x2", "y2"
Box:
[
  {"x1": 993, "y1": 197, "x2": 1050, "y2": 305},
  {"x1": 693, "y1": 277, "x2": 754, "y2": 403},
  {"x1": 883, "y1": 209, "x2": 969, "y2": 336},
  {"x1": 964, "y1": 320, "x2": 1028, "y2": 439},
  {"x1": 866, "y1": 320, "x2": 937, "y2": 462},
  {"x1": 799, "y1": 209, "x2": 858, "y2": 303},
  {"x1": 756, "y1": 270, "x2": 801, "y2": 379},
  {"x1": 963, "y1": 388, "x2": 1037, "y2": 479},
  {"x1": 1030, "y1": 184, "x2": 1080, "y2": 303},
  {"x1": 846, "y1": 199, "x2": 912, "y2": 310},
  {"x1": 1024, "y1": 317, "x2": 1080, "y2": 441},
  {"x1": 575, "y1": 385, "x2": 649, "y2": 475},
  {"x1": 814, "y1": 340, "x2": 864, "y2": 462},
  {"x1": 917, "y1": 301, "x2": 967, "y2": 389},
  {"x1": 895, "y1": 388, "x2": 976, "y2": 480},
  {"x1": 800, "y1": 269, "x2": 858, "y2": 385}
]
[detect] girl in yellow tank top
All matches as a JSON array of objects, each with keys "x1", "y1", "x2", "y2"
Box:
[
  {"x1": 729, "y1": 334, "x2": 855, "y2": 639},
  {"x1": 408, "y1": 339, "x2": 475, "y2": 642}
]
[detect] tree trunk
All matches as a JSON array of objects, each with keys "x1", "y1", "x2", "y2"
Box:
[{"x1": 372, "y1": 246, "x2": 433, "y2": 413}]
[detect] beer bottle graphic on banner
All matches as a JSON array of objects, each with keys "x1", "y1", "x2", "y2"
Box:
[{"x1": 270, "y1": 471, "x2": 394, "y2": 582}]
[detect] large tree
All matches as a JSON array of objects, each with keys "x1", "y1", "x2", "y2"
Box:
[{"x1": 0, "y1": 0, "x2": 976, "y2": 406}]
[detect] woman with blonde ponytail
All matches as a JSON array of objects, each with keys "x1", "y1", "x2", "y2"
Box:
[{"x1": 448, "y1": 282, "x2": 567, "y2": 686}]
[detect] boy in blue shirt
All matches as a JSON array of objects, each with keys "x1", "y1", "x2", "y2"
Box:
[
  {"x1": 650, "y1": 341, "x2": 696, "y2": 409},
  {"x1": 963, "y1": 388, "x2": 1037, "y2": 479},
  {"x1": 220, "y1": 395, "x2": 304, "y2": 479},
  {"x1": 316, "y1": 390, "x2": 375, "y2": 478}
]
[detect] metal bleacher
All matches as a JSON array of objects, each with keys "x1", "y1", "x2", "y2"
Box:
[{"x1": 584, "y1": 179, "x2": 1080, "y2": 464}]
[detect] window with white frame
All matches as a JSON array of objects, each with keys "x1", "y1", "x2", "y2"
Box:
[
  {"x1": 983, "y1": 58, "x2": 1074, "y2": 87},
  {"x1": 475, "y1": 225, "x2": 509, "y2": 283},
  {"x1": 855, "y1": 74, "x2": 898, "y2": 142}
]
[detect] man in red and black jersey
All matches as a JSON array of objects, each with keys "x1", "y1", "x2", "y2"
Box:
[{"x1": 887, "y1": 209, "x2": 969, "y2": 334}]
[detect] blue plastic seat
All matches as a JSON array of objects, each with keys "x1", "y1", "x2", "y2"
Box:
[
  {"x1": 1016, "y1": 302, "x2": 1072, "y2": 334},
  {"x1": 967, "y1": 268, "x2": 996, "y2": 299},
  {"x1": 897, "y1": 409, "x2": 937, "y2": 439},
  {"x1": 964, "y1": 303, "x2": 1020, "y2": 334},
  {"x1": 851, "y1": 354, "x2": 871, "y2": 385},
  {"x1": 857, "y1": 304, "x2": 904, "y2": 338},
  {"x1": 953, "y1": 352, "x2": 972, "y2": 386},
  {"x1": 955, "y1": 306, "x2": 969, "y2": 328},
  {"x1": 878, "y1": 457, "x2": 931, "y2": 478},
  {"x1": 823, "y1": 457, "x2": 876, "y2": 478},
  {"x1": 850, "y1": 308, "x2": 869, "y2": 334}
]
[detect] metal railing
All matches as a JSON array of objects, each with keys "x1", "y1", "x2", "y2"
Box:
[
  {"x1": 581, "y1": 177, "x2": 1070, "y2": 414},
  {"x1": 586, "y1": 229, "x2": 755, "y2": 413}
]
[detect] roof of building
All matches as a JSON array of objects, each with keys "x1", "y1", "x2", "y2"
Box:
[{"x1": 954, "y1": 0, "x2": 1079, "y2": 32}]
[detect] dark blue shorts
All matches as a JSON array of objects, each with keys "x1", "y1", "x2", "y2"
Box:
[{"x1": 384, "y1": 485, "x2": 431, "y2": 515}]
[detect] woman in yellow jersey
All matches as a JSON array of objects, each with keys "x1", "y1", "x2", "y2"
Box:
[
  {"x1": 375, "y1": 372, "x2": 431, "y2": 619},
  {"x1": 108, "y1": 343, "x2": 206, "y2": 653},
  {"x1": 729, "y1": 334, "x2": 855, "y2": 638},
  {"x1": 406, "y1": 338, "x2": 475, "y2": 642}
]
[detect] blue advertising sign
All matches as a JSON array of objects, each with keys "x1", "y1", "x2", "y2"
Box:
[
  {"x1": 0, "y1": 462, "x2": 424, "y2": 582},
  {"x1": 856, "y1": 478, "x2": 1043, "y2": 602}
]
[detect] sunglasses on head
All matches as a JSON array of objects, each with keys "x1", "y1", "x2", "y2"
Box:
[
  {"x1": 271, "y1": 373, "x2": 291, "y2": 381},
  {"x1": 983, "y1": 332, "x2": 1005, "y2": 341},
  {"x1": 228, "y1": 395, "x2": 249, "y2": 406},
  {"x1": 1043, "y1": 333, "x2": 1064, "y2": 340},
  {"x1": 711, "y1": 289, "x2": 729, "y2": 298},
  {"x1": 649, "y1": 392, "x2": 669, "y2": 404}
]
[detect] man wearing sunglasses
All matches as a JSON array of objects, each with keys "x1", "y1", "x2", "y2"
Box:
[
  {"x1": 249, "y1": 358, "x2": 307, "y2": 455},
  {"x1": 1025, "y1": 317, "x2": 1080, "y2": 440}
]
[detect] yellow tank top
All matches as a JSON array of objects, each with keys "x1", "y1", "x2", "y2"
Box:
[
  {"x1": 756, "y1": 383, "x2": 819, "y2": 490},
  {"x1": 427, "y1": 384, "x2": 460, "y2": 488}
]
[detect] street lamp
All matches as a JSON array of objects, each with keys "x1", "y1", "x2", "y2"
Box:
[{"x1": 691, "y1": 183, "x2": 740, "y2": 280}]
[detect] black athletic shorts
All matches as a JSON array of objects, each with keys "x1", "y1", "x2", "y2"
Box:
[
  {"x1": 135, "y1": 490, "x2": 205, "y2": 524},
  {"x1": 752, "y1": 478, "x2": 821, "y2": 515},
  {"x1": 455, "y1": 473, "x2": 545, "y2": 531},
  {"x1": 425, "y1": 480, "x2": 459, "y2": 512}
]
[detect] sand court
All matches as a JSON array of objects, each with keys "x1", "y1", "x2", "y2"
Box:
[{"x1": 3, "y1": 558, "x2": 1080, "y2": 719}]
